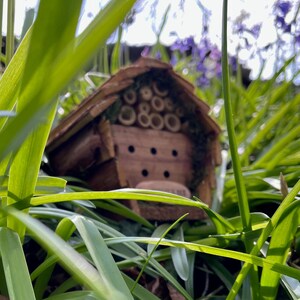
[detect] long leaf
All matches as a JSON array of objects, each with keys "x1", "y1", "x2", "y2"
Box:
[
  {"x1": 260, "y1": 200, "x2": 300, "y2": 299},
  {"x1": 5, "y1": 208, "x2": 124, "y2": 299},
  {"x1": 0, "y1": 227, "x2": 35, "y2": 300},
  {"x1": 69, "y1": 215, "x2": 133, "y2": 299},
  {"x1": 0, "y1": 0, "x2": 136, "y2": 162}
]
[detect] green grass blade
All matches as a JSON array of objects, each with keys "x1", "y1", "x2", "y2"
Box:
[
  {"x1": 69, "y1": 215, "x2": 133, "y2": 300},
  {"x1": 221, "y1": 0, "x2": 251, "y2": 232},
  {"x1": 0, "y1": 175, "x2": 66, "y2": 196},
  {"x1": 0, "y1": 0, "x2": 136, "y2": 162},
  {"x1": 44, "y1": 291, "x2": 98, "y2": 300},
  {"x1": 5, "y1": 208, "x2": 122, "y2": 299},
  {"x1": 227, "y1": 179, "x2": 300, "y2": 299},
  {"x1": 0, "y1": 28, "x2": 31, "y2": 131},
  {"x1": 0, "y1": 227, "x2": 35, "y2": 300},
  {"x1": 107, "y1": 236, "x2": 300, "y2": 280},
  {"x1": 122, "y1": 273, "x2": 160, "y2": 300},
  {"x1": 30, "y1": 190, "x2": 235, "y2": 233},
  {"x1": 110, "y1": 26, "x2": 123, "y2": 74},
  {"x1": 260, "y1": 201, "x2": 300, "y2": 299},
  {"x1": 171, "y1": 225, "x2": 189, "y2": 281},
  {"x1": 241, "y1": 94, "x2": 300, "y2": 165},
  {"x1": 5, "y1": 0, "x2": 15, "y2": 65},
  {"x1": 6, "y1": 0, "x2": 82, "y2": 235}
]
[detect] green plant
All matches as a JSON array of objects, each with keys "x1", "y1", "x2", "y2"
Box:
[{"x1": 1, "y1": 0, "x2": 300, "y2": 299}]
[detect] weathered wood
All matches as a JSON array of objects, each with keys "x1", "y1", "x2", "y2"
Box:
[
  {"x1": 112, "y1": 125, "x2": 193, "y2": 186},
  {"x1": 86, "y1": 158, "x2": 127, "y2": 191},
  {"x1": 133, "y1": 203, "x2": 206, "y2": 221},
  {"x1": 47, "y1": 96, "x2": 117, "y2": 152},
  {"x1": 211, "y1": 137, "x2": 222, "y2": 165},
  {"x1": 47, "y1": 120, "x2": 115, "y2": 176},
  {"x1": 196, "y1": 179, "x2": 211, "y2": 205}
]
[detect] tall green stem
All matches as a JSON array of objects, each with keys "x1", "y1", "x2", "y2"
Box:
[
  {"x1": 221, "y1": 0, "x2": 251, "y2": 232},
  {"x1": 6, "y1": 0, "x2": 15, "y2": 65}
]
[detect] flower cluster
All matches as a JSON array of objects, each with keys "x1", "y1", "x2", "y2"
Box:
[
  {"x1": 170, "y1": 36, "x2": 224, "y2": 88},
  {"x1": 273, "y1": 0, "x2": 300, "y2": 46},
  {"x1": 274, "y1": 1, "x2": 293, "y2": 33}
]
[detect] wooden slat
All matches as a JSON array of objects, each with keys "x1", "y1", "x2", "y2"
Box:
[
  {"x1": 132, "y1": 204, "x2": 206, "y2": 221},
  {"x1": 112, "y1": 125, "x2": 192, "y2": 158},
  {"x1": 47, "y1": 120, "x2": 115, "y2": 176},
  {"x1": 117, "y1": 158, "x2": 192, "y2": 187},
  {"x1": 86, "y1": 158, "x2": 127, "y2": 191}
]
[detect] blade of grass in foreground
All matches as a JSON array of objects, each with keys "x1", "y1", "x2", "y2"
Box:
[
  {"x1": 5, "y1": 208, "x2": 128, "y2": 300},
  {"x1": 221, "y1": 0, "x2": 250, "y2": 233},
  {"x1": 0, "y1": 0, "x2": 136, "y2": 162},
  {"x1": 105, "y1": 236, "x2": 300, "y2": 280},
  {"x1": 227, "y1": 179, "x2": 300, "y2": 299},
  {"x1": 260, "y1": 200, "x2": 300, "y2": 299},
  {"x1": 6, "y1": 0, "x2": 83, "y2": 238},
  {"x1": 0, "y1": 228, "x2": 35, "y2": 300},
  {"x1": 68, "y1": 215, "x2": 133, "y2": 299}
]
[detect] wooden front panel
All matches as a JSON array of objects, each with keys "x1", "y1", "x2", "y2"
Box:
[{"x1": 111, "y1": 125, "x2": 193, "y2": 187}]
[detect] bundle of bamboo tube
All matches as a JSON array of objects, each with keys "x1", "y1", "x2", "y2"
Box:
[{"x1": 117, "y1": 81, "x2": 185, "y2": 133}]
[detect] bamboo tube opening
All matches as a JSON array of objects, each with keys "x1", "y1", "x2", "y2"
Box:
[
  {"x1": 137, "y1": 101, "x2": 151, "y2": 113},
  {"x1": 152, "y1": 81, "x2": 168, "y2": 97},
  {"x1": 164, "y1": 97, "x2": 174, "y2": 112},
  {"x1": 123, "y1": 89, "x2": 137, "y2": 105},
  {"x1": 151, "y1": 96, "x2": 165, "y2": 112},
  {"x1": 164, "y1": 113, "x2": 181, "y2": 132},
  {"x1": 118, "y1": 105, "x2": 136, "y2": 126},
  {"x1": 149, "y1": 113, "x2": 164, "y2": 130},
  {"x1": 137, "y1": 112, "x2": 151, "y2": 128},
  {"x1": 139, "y1": 85, "x2": 153, "y2": 101}
]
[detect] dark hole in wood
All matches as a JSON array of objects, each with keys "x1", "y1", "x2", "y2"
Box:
[
  {"x1": 164, "y1": 170, "x2": 170, "y2": 178},
  {"x1": 150, "y1": 147, "x2": 157, "y2": 155},
  {"x1": 142, "y1": 169, "x2": 149, "y2": 177},
  {"x1": 128, "y1": 145, "x2": 135, "y2": 153},
  {"x1": 172, "y1": 149, "x2": 178, "y2": 157}
]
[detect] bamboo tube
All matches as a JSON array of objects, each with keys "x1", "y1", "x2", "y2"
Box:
[
  {"x1": 137, "y1": 112, "x2": 151, "y2": 128},
  {"x1": 164, "y1": 97, "x2": 174, "y2": 112},
  {"x1": 123, "y1": 88, "x2": 137, "y2": 105},
  {"x1": 149, "y1": 112, "x2": 164, "y2": 130},
  {"x1": 152, "y1": 81, "x2": 168, "y2": 97},
  {"x1": 164, "y1": 113, "x2": 181, "y2": 132},
  {"x1": 137, "y1": 101, "x2": 151, "y2": 113},
  {"x1": 139, "y1": 85, "x2": 153, "y2": 101},
  {"x1": 151, "y1": 96, "x2": 165, "y2": 112},
  {"x1": 118, "y1": 105, "x2": 136, "y2": 126}
]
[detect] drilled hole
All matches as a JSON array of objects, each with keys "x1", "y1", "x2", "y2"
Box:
[
  {"x1": 172, "y1": 149, "x2": 178, "y2": 157},
  {"x1": 164, "y1": 170, "x2": 170, "y2": 178},
  {"x1": 142, "y1": 169, "x2": 149, "y2": 177},
  {"x1": 150, "y1": 147, "x2": 157, "y2": 155},
  {"x1": 128, "y1": 145, "x2": 135, "y2": 153}
]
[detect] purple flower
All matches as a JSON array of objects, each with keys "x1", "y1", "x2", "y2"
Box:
[
  {"x1": 209, "y1": 46, "x2": 221, "y2": 60},
  {"x1": 229, "y1": 56, "x2": 238, "y2": 72},
  {"x1": 141, "y1": 46, "x2": 150, "y2": 57},
  {"x1": 197, "y1": 75, "x2": 210, "y2": 87},
  {"x1": 170, "y1": 36, "x2": 195, "y2": 54},
  {"x1": 295, "y1": 34, "x2": 300, "y2": 45},
  {"x1": 275, "y1": 1, "x2": 292, "y2": 16},
  {"x1": 250, "y1": 24, "x2": 261, "y2": 39},
  {"x1": 275, "y1": 15, "x2": 292, "y2": 32},
  {"x1": 155, "y1": 51, "x2": 162, "y2": 60}
]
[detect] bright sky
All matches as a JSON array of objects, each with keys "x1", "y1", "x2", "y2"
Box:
[{"x1": 1, "y1": 0, "x2": 297, "y2": 80}]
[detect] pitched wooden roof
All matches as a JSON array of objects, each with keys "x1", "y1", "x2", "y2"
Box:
[{"x1": 47, "y1": 57, "x2": 221, "y2": 152}]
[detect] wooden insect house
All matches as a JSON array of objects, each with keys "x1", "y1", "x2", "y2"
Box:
[{"x1": 46, "y1": 57, "x2": 221, "y2": 220}]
